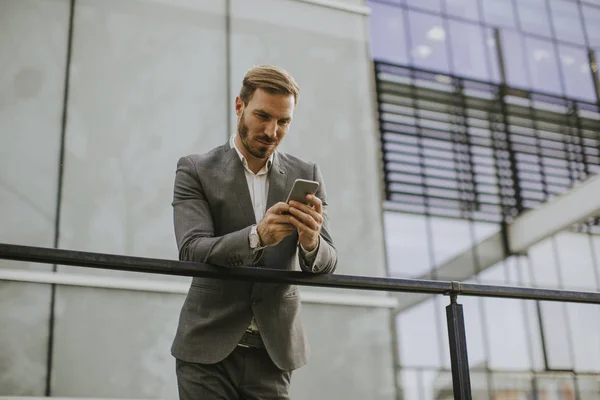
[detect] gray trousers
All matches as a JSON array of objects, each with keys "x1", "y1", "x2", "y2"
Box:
[{"x1": 176, "y1": 346, "x2": 292, "y2": 400}]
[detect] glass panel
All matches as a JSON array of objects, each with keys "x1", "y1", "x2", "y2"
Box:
[
  {"x1": 554, "y1": 231, "x2": 598, "y2": 291},
  {"x1": 518, "y1": 257, "x2": 546, "y2": 371},
  {"x1": 398, "y1": 369, "x2": 423, "y2": 399},
  {"x1": 500, "y1": 30, "x2": 530, "y2": 89},
  {"x1": 524, "y1": 36, "x2": 563, "y2": 96},
  {"x1": 576, "y1": 375, "x2": 600, "y2": 399},
  {"x1": 483, "y1": 27, "x2": 501, "y2": 83},
  {"x1": 406, "y1": 0, "x2": 442, "y2": 13},
  {"x1": 369, "y1": 1, "x2": 409, "y2": 64},
  {"x1": 445, "y1": 0, "x2": 480, "y2": 22},
  {"x1": 460, "y1": 296, "x2": 488, "y2": 369},
  {"x1": 491, "y1": 371, "x2": 535, "y2": 398},
  {"x1": 540, "y1": 301, "x2": 574, "y2": 370},
  {"x1": 582, "y1": 4, "x2": 600, "y2": 47},
  {"x1": 558, "y1": 45, "x2": 597, "y2": 102},
  {"x1": 448, "y1": 20, "x2": 489, "y2": 81},
  {"x1": 536, "y1": 373, "x2": 578, "y2": 399},
  {"x1": 384, "y1": 212, "x2": 432, "y2": 277},
  {"x1": 517, "y1": 0, "x2": 552, "y2": 38},
  {"x1": 566, "y1": 303, "x2": 600, "y2": 372},
  {"x1": 549, "y1": 0, "x2": 586, "y2": 45},
  {"x1": 397, "y1": 298, "x2": 443, "y2": 367},
  {"x1": 479, "y1": 261, "x2": 533, "y2": 370},
  {"x1": 407, "y1": 10, "x2": 450, "y2": 73},
  {"x1": 429, "y1": 217, "x2": 476, "y2": 278},
  {"x1": 528, "y1": 236, "x2": 561, "y2": 288},
  {"x1": 481, "y1": 0, "x2": 517, "y2": 28}
]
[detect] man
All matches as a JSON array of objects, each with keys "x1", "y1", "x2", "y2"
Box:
[{"x1": 171, "y1": 65, "x2": 338, "y2": 399}]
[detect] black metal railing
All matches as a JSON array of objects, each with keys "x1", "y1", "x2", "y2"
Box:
[{"x1": 1, "y1": 242, "x2": 600, "y2": 399}]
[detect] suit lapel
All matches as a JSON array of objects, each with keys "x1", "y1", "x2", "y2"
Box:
[
  {"x1": 266, "y1": 152, "x2": 289, "y2": 209},
  {"x1": 222, "y1": 143, "x2": 255, "y2": 224}
]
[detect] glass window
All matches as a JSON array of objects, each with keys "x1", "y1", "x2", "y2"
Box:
[
  {"x1": 517, "y1": 0, "x2": 552, "y2": 38},
  {"x1": 524, "y1": 36, "x2": 562, "y2": 96},
  {"x1": 407, "y1": 10, "x2": 450, "y2": 73},
  {"x1": 384, "y1": 212, "x2": 432, "y2": 277},
  {"x1": 554, "y1": 231, "x2": 599, "y2": 291},
  {"x1": 397, "y1": 299, "x2": 443, "y2": 367},
  {"x1": 549, "y1": 0, "x2": 586, "y2": 45},
  {"x1": 500, "y1": 30, "x2": 530, "y2": 89},
  {"x1": 458, "y1": 296, "x2": 488, "y2": 369},
  {"x1": 429, "y1": 217, "x2": 477, "y2": 278},
  {"x1": 445, "y1": 0, "x2": 480, "y2": 22},
  {"x1": 483, "y1": 28, "x2": 501, "y2": 83},
  {"x1": 567, "y1": 303, "x2": 600, "y2": 371},
  {"x1": 558, "y1": 45, "x2": 597, "y2": 102},
  {"x1": 406, "y1": 0, "x2": 442, "y2": 13},
  {"x1": 478, "y1": 261, "x2": 534, "y2": 370},
  {"x1": 481, "y1": 0, "x2": 517, "y2": 28},
  {"x1": 369, "y1": 2, "x2": 409, "y2": 64},
  {"x1": 540, "y1": 301, "x2": 574, "y2": 369},
  {"x1": 582, "y1": 4, "x2": 600, "y2": 47},
  {"x1": 528, "y1": 236, "x2": 562, "y2": 287},
  {"x1": 448, "y1": 20, "x2": 489, "y2": 81}
]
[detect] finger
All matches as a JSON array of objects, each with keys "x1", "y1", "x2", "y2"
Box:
[
  {"x1": 307, "y1": 194, "x2": 323, "y2": 215},
  {"x1": 288, "y1": 212, "x2": 320, "y2": 233},
  {"x1": 288, "y1": 207, "x2": 319, "y2": 231},
  {"x1": 289, "y1": 200, "x2": 323, "y2": 224},
  {"x1": 268, "y1": 202, "x2": 291, "y2": 215}
]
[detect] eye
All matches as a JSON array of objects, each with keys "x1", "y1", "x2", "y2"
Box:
[
  {"x1": 278, "y1": 120, "x2": 290, "y2": 126},
  {"x1": 256, "y1": 113, "x2": 269, "y2": 120}
]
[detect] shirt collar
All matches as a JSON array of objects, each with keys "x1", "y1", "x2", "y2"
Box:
[{"x1": 230, "y1": 134, "x2": 274, "y2": 175}]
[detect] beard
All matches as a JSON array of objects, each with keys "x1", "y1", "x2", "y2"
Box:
[{"x1": 238, "y1": 111, "x2": 277, "y2": 159}]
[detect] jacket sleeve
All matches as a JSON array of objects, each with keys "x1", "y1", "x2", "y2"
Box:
[
  {"x1": 172, "y1": 156, "x2": 260, "y2": 267},
  {"x1": 297, "y1": 163, "x2": 338, "y2": 274}
]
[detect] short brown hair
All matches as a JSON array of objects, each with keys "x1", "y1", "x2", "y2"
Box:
[{"x1": 239, "y1": 65, "x2": 299, "y2": 105}]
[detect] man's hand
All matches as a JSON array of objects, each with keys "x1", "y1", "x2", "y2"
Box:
[
  {"x1": 288, "y1": 194, "x2": 323, "y2": 252},
  {"x1": 257, "y1": 202, "x2": 296, "y2": 247}
]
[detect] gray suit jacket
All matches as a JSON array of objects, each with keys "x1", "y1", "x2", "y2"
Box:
[{"x1": 170, "y1": 141, "x2": 337, "y2": 371}]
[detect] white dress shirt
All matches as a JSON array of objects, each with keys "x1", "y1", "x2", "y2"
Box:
[{"x1": 230, "y1": 135, "x2": 320, "y2": 334}]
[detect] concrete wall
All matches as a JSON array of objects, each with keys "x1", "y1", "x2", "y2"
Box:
[{"x1": 0, "y1": 0, "x2": 396, "y2": 398}]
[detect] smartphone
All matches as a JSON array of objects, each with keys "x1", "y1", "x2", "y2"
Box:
[{"x1": 285, "y1": 179, "x2": 320, "y2": 205}]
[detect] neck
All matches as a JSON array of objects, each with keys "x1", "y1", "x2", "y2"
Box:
[{"x1": 234, "y1": 135, "x2": 268, "y2": 174}]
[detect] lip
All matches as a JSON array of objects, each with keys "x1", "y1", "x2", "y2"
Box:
[{"x1": 257, "y1": 140, "x2": 275, "y2": 146}]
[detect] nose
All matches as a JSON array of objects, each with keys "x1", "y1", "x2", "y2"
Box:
[{"x1": 264, "y1": 120, "x2": 277, "y2": 138}]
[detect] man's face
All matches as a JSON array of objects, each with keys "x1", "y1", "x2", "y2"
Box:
[{"x1": 235, "y1": 88, "x2": 295, "y2": 160}]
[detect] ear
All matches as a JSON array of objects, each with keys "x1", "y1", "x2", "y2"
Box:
[{"x1": 235, "y1": 96, "x2": 244, "y2": 117}]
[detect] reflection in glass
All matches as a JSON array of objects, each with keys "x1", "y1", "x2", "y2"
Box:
[
  {"x1": 406, "y1": 0, "x2": 442, "y2": 13},
  {"x1": 500, "y1": 30, "x2": 530, "y2": 89},
  {"x1": 553, "y1": 231, "x2": 598, "y2": 291},
  {"x1": 428, "y1": 217, "x2": 475, "y2": 277},
  {"x1": 582, "y1": 4, "x2": 600, "y2": 47},
  {"x1": 458, "y1": 296, "x2": 487, "y2": 369},
  {"x1": 540, "y1": 302, "x2": 574, "y2": 370},
  {"x1": 483, "y1": 28, "x2": 501, "y2": 83},
  {"x1": 444, "y1": 0, "x2": 480, "y2": 22},
  {"x1": 478, "y1": 260, "x2": 535, "y2": 370},
  {"x1": 397, "y1": 299, "x2": 443, "y2": 367},
  {"x1": 567, "y1": 303, "x2": 600, "y2": 371},
  {"x1": 528, "y1": 236, "x2": 561, "y2": 288},
  {"x1": 549, "y1": 0, "x2": 585, "y2": 45},
  {"x1": 369, "y1": 2, "x2": 409, "y2": 64},
  {"x1": 448, "y1": 20, "x2": 489, "y2": 81},
  {"x1": 517, "y1": 0, "x2": 552, "y2": 38},
  {"x1": 480, "y1": 0, "x2": 517, "y2": 28},
  {"x1": 524, "y1": 37, "x2": 562, "y2": 96},
  {"x1": 407, "y1": 10, "x2": 450, "y2": 73},
  {"x1": 384, "y1": 212, "x2": 432, "y2": 277}
]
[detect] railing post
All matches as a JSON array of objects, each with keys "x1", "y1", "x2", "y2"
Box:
[{"x1": 446, "y1": 290, "x2": 472, "y2": 400}]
